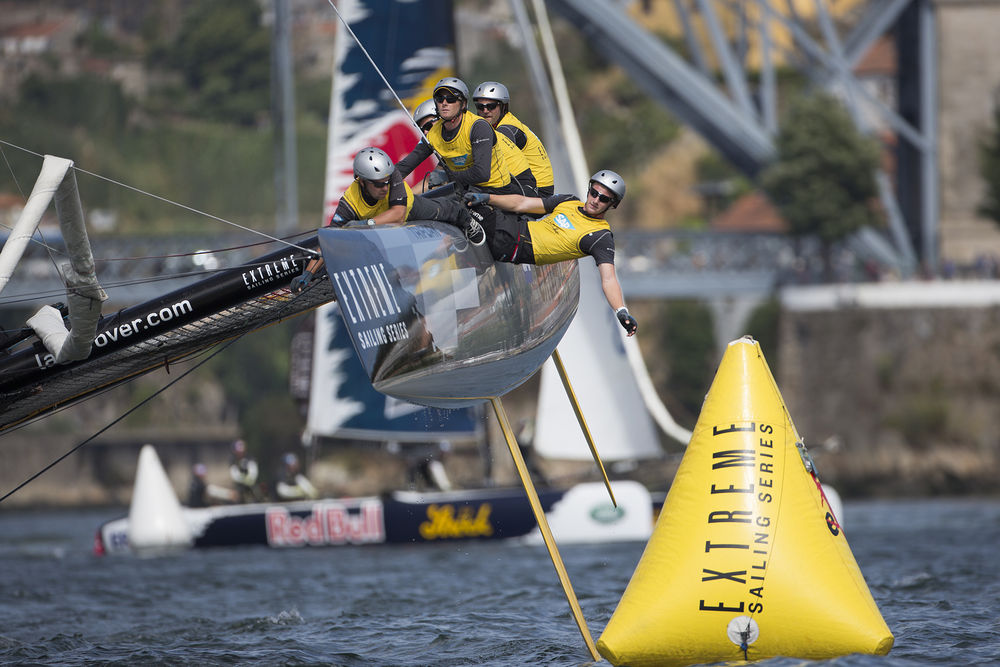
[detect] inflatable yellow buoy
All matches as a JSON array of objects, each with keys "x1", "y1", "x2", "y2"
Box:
[{"x1": 598, "y1": 337, "x2": 892, "y2": 666}]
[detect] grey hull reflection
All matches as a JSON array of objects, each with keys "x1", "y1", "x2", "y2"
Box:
[{"x1": 317, "y1": 221, "x2": 579, "y2": 408}]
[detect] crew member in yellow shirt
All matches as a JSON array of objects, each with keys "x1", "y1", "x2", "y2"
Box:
[
  {"x1": 291, "y1": 146, "x2": 478, "y2": 291},
  {"x1": 395, "y1": 77, "x2": 525, "y2": 197},
  {"x1": 473, "y1": 81, "x2": 554, "y2": 196},
  {"x1": 463, "y1": 169, "x2": 638, "y2": 336}
]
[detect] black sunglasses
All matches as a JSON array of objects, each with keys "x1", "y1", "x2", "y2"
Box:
[
  {"x1": 588, "y1": 187, "x2": 613, "y2": 204},
  {"x1": 475, "y1": 101, "x2": 500, "y2": 112},
  {"x1": 419, "y1": 120, "x2": 435, "y2": 133},
  {"x1": 434, "y1": 93, "x2": 460, "y2": 104},
  {"x1": 368, "y1": 178, "x2": 391, "y2": 188}
]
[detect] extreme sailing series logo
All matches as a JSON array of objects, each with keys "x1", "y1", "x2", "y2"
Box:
[
  {"x1": 330, "y1": 263, "x2": 411, "y2": 350},
  {"x1": 243, "y1": 253, "x2": 303, "y2": 290}
]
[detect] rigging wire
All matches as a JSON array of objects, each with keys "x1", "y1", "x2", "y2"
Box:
[
  {"x1": 0, "y1": 244, "x2": 316, "y2": 309},
  {"x1": 0, "y1": 331, "x2": 236, "y2": 504},
  {"x1": 0, "y1": 283, "x2": 325, "y2": 504},
  {"x1": 324, "y1": 0, "x2": 449, "y2": 166},
  {"x1": 0, "y1": 268, "x2": 223, "y2": 308},
  {"x1": 0, "y1": 138, "x2": 320, "y2": 257},
  {"x1": 0, "y1": 143, "x2": 73, "y2": 280}
]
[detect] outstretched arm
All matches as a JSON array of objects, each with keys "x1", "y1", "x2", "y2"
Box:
[
  {"x1": 597, "y1": 262, "x2": 637, "y2": 336},
  {"x1": 466, "y1": 192, "x2": 545, "y2": 214},
  {"x1": 396, "y1": 141, "x2": 434, "y2": 179}
]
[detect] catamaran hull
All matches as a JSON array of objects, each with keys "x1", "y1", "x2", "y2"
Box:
[
  {"x1": 317, "y1": 222, "x2": 579, "y2": 408},
  {"x1": 95, "y1": 481, "x2": 656, "y2": 555},
  {"x1": 0, "y1": 238, "x2": 332, "y2": 433}
]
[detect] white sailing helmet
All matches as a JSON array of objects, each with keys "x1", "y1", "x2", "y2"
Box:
[
  {"x1": 473, "y1": 81, "x2": 510, "y2": 104},
  {"x1": 353, "y1": 147, "x2": 394, "y2": 181},
  {"x1": 589, "y1": 169, "x2": 626, "y2": 207},
  {"x1": 413, "y1": 98, "x2": 437, "y2": 125},
  {"x1": 433, "y1": 77, "x2": 469, "y2": 102}
]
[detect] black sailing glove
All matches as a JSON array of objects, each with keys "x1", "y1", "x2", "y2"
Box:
[
  {"x1": 463, "y1": 192, "x2": 490, "y2": 207},
  {"x1": 426, "y1": 168, "x2": 449, "y2": 190},
  {"x1": 290, "y1": 270, "x2": 313, "y2": 293},
  {"x1": 616, "y1": 307, "x2": 638, "y2": 336}
]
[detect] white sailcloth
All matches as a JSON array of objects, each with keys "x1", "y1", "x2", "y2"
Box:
[
  {"x1": 305, "y1": 0, "x2": 479, "y2": 443},
  {"x1": 534, "y1": 260, "x2": 662, "y2": 461}
]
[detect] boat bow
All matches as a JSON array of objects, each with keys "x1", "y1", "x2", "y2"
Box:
[{"x1": 317, "y1": 221, "x2": 579, "y2": 407}]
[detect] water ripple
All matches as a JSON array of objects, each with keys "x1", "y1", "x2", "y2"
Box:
[{"x1": 2, "y1": 502, "x2": 1000, "y2": 666}]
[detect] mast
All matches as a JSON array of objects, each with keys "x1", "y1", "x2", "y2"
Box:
[{"x1": 271, "y1": 0, "x2": 299, "y2": 236}]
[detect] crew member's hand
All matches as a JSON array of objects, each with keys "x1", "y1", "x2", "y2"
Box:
[
  {"x1": 426, "y1": 169, "x2": 449, "y2": 190},
  {"x1": 616, "y1": 307, "x2": 638, "y2": 336},
  {"x1": 464, "y1": 192, "x2": 490, "y2": 207},
  {"x1": 290, "y1": 270, "x2": 313, "y2": 293},
  {"x1": 345, "y1": 218, "x2": 375, "y2": 228}
]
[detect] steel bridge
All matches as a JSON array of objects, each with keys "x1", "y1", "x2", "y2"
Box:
[
  {"x1": 540, "y1": 0, "x2": 937, "y2": 275},
  {"x1": 0, "y1": 229, "x2": 867, "y2": 308}
]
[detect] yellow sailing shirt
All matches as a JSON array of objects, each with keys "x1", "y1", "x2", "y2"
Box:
[
  {"x1": 427, "y1": 110, "x2": 512, "y2": 190},
  {"x1": 497, "y1": 132, "x2": 531, "y2": 182},
  {"x1": 340, "y1": 177, "x2": 414, "y2": 221},
  {"x1": 528, "y1": 200, "x2": 612, "y2": 265},
  {"x1": 498, "y1": 112, "x2": 554, "y2": 190}
]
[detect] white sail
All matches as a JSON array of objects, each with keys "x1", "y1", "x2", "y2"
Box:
[
  {"x1": 525, "y1": 0, "x2": 689, "y2": 460},
  {"x1": 305, "y1": 0, "x2": 480, "y2": 443},
  {"x1": 534, "y1": 260, "x2": 662, "y2": 461}
]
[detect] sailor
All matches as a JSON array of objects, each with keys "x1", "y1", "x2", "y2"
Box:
[
  {"x1": 228, "y1": 439, "x2": 261, "y2": 503},
  {"x1": 473, "y1": 81, "x2": 555, "y2": 196},
  {"x1": 291, "y1": 146, "x2": 475, "y2": 291},
  {"x1": 411, "y1": 99, "x2": 450, "y2": 193},
  {"x1": 395, "y1": 77, "x2": 528, "y2": 202},
  {"x1": 275, "y1": 452, "x2": 319, "y2": 501},
  {"x1": 188, "y1": 463, "x2": 209, "y2": 507},
  {"x1": 463, "y1": 169, "x2": 639, "y2": 336},
  {"x1": 188, "y1": 463, "x2": 236, "y2": 507},
  {"x1": 413, "y1": 98, "x2": 438, "y2": 135}
]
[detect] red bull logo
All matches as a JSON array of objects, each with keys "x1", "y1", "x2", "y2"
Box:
[{"x1": 266, "y1": 501, "x2": 385, "y2": 547}]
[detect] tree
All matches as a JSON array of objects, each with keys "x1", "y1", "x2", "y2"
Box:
[
  {"x1": 978, "y1": 100, "x2": 1000, "y2": 225},
  {"x1": 207, "y1": 321, "x2": 304, "y2": 464},
  {"x1": 760, "y1": 92, "x2": 883, "y2": 278},
  {"x1": 658, "y1": 300, "x2": 715, "y2": 425},
  {"x1": 164, "y1": 0, "x2": 270, "y2": 125}
]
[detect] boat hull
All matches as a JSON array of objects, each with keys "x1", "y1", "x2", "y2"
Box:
[
  {"x1": 317, "y1": 222, "x2": 579, "y2": 407},
  {"x1": 96, "y1": 481, "x2": 655, "y2": 554}
]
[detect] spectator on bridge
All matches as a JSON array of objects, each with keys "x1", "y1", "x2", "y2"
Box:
[{"x1": 463, "y1": 169, "x2": 638, "y2": 336}]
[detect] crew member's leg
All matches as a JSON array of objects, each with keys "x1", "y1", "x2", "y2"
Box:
[
  {"x1": 411, "y1": 194, "x2": 485, "y2": 246},
  {"x1": 469, "y1": 206, "x2": 526, "y2": 262},
  {"x1": 409, "y1": 194, "x2": 468, "y2": 226}
]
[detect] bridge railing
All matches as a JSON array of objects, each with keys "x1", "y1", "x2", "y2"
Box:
[{"x1": 4, "y1": 229, "x2": 994, "y2": 311}]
